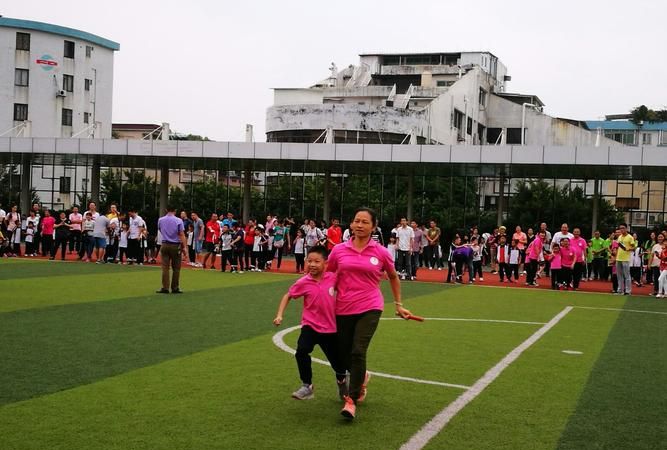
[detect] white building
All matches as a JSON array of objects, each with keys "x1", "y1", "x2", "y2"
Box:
[
  {"x1": 0, "y1": 17, "x2": 119, "y2": 139},
  {"x1": 267, "y1": 51, "x2": 616, "y2": 148}
]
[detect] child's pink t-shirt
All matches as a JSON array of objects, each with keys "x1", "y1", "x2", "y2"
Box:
[
  {"x1": 288, "y1": 272, "x2": 337, "y2": 334},
  {"x1": 570, "y1": 237, "x2": 587, "y2": 263},
  {"x1": 549, "y1": 252, "x2": 562, "y2": 270},
  {"x1": 560, "y1": 247, "x2": 576, "y2": 267},
  {"x1": 327, "y1": 238, "x2": 394, "y2": 315}
]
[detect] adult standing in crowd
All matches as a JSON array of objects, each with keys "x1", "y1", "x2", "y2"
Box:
[
  {"x1": 410, "y1": 220, "x2": 423, "y2": 280},
  {"x1": 425, "y1": 220, "x2": 441, "y2": 270},
  {"x1": 191, "y1": 212, "x2": 204, "y2": 267},
  {"x1": 127, "y1": 209, "x2": 145, "y2": 265},
  {"x1": 589, "y1": 230, "x2": 607, "y2": 280},
  {"x1": 551, "y1": 223, "x2": 574, "y2": 250},
  {"x1": 327, "y1": 207, "x2": 411, "y2": 420},
  {"x1": 513, "y1": 225, "x2": 528, "y2": 275},
  {"x1": 326, "y1": 218, "x2": 342, "y2": 254},
  {"x1": 68, "y1": 206, "x2": 83, "y2": 255},
  {"x1": 615, "y1": 223, "x2": 636, "y2": 296},
  {"x1": 92, "y1": 212, "x2": 110, "y2": 263},
  {"x1": 395, "y1": 217, "x2": 414, "y2": 280},
  {"x1": 649, "y1": 233, "x2": 665, "y2": 296},
  {"x1": 156, "y1": 206, "x2": 187, "y2": 294},
  {"x1": 40, "y1": 209, "x2": 55, "y2": 257},
  {"x1": 84, "y1": 201, "x2": 100, "y2": 220},
  {"x1": 51, "y1": 211, "x2": 71, "y2": 261},
  {"x1": 570, "y1": 227, "x2": 588, "y2": 289},
  {"x1": 201, "y1": 213, "x2": 220, "y2": 270}
]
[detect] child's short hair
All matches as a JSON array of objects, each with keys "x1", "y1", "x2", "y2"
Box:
[
  {"x1": 512, "y1": 239, "x2": 519, "y2": 245},
  {"x1": 307, "y1": 245, "x2": 327, "y2": 260},
  {"x1": 552, "y1": 243, "x2": 560, "y2": 249},
  {"x1": 27, "y1": 222, "x2": 34, "y2": 227}
]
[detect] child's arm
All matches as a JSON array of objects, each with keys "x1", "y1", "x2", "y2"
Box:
[{"x1": 273, "y1": 293, "x2": 292, "y2": 326}]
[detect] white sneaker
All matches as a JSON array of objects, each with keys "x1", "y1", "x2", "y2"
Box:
[
  {"x1": 480, "y1": 277, "x2": 484, "y2": 281},
  {"x1": 437, "y1": 267, "x2": 442, "y2": 271},
  {"x1": 429, "y1": 267, "x2": 433, "y2": 270},
  {"x1": 656, "y1": 294, "x2": 664, "y2": 298},
  {"x1": 292, "y1": 384, "x2": 314, "y2": 400}
]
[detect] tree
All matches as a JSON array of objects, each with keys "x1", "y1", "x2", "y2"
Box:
[
  {"x1": 98, "y1": 169, "x2": 159, "y2": 226},
  {"x1": 0, "y1": 165, "x2": 39, "y2": 211},
  {"x1": 630, "y1": 105, "x2": 667, "y2": 124},
  {"x1": 507, "y1": 180, "x2": 623, "y2": 236}
]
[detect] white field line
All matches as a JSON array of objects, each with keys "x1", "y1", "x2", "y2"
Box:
[
  {"x1": 573, "y1": 306, "x2": 667, "y2": 316},
  {"x1": 272, "y1": 325, "x2": 471, "y2": 390},
  {"x1": 382, "y1": 317, "x2": 546, "y2": 326},
  {"x1": 399, "y1": 306, "x2": 573, "y2": 450}
]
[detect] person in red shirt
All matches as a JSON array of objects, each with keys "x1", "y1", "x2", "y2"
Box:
[
  {"x1": 201, "y1": 213, "x2": 220, "y2": 270},
  {"x1": 40, "y1": 209, "x2": 56, "y2": 257},
  {"x1": 244, "y1": 219, "x2": 256, "y2": 270},
  {"x1": 326, "y1": 218, "x2": 342, "y2": 253}
]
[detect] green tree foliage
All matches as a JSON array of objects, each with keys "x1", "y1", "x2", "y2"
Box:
[
  {"x1": 507, "y1": 180, "x2": 623, "y2": 236},
  {"x1": 630, "y1": 105, "x2": 667, "y2": 124},
  {"x1": 0, "y1": 165, "x2": 38, "y2": 210},
  {"x1": 99, "y1": 169, "x2": 159, "y2": 226}
]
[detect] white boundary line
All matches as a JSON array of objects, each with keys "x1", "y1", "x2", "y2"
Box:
[
  {"x1": 272, "y1": 325, "x2": 472, "y2": 390},
  {"x1": 573, "y1": 306, "x2": 667, "y2": 316},
  {"x1": 382, "y1": 317, "x2": 546, "y2": 325},
  {"x1": 399, "y1": 306, "x2": 573, "y2": 450}
]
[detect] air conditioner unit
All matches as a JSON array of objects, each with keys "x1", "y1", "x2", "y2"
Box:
[{"x1": 56, "y1": 90, "x2": 67, "y2": 97}]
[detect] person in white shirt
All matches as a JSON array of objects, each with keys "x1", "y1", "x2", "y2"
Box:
[
  {"x1": 551, "y1": 223, "x2": 574, "y2": 250},
  {"x1": 128, "y1": 209, "x2": 146, "y2": 264},
  {"x1": 395, "y1": 217, "x2": 415, "y2": 280},
  {"x1": 84, "y1": 201, "x2": 100, "y2": 220}
]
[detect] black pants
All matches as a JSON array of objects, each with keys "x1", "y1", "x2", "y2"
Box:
[
  {"x1": 652, "y1": 266, "x2": 660, "y2": 294},
  {"x1": 551, "y1": 269, "x2": 561, "y2": 289},
  {"x1": 105, "y1": 242, "x2": 118, "y2": 262},
  {"x1": 51, "y1": 237, "x2": 68, "y2": 259},
  {"x1": 509, "y1": 263, "x2": 519, "y2": 280},
  {"x1": 592, "y1": 258, "x2": 606, "y2": 280},
  {"x1": 560, "y1": 267, "x2": 572, "y2": 286},
  {"x1": 473, "y1": 260, "x2": 483, "y2": 279},
  {"x1": 612, "y1": 273, "x2": 618, "y2": 292},
  {"x1": 128, "y1": 239, "x2": 143, "y2": 263},
  {"x1": 233, "y1": 249, "x2": 245, "y2": 271},
  {"x1": 41, "y1": 235, "x2": 53, "y2": 257},
  {"x1": 526, "y1": 259, "x2": 539, "y2": 284},
  {"x1": 411, "y1": 252, "x2": 420, "y2": 277},
  {"x1": 630, "y1": 266, "x2": 642, "y2": 285},
  {"x1": 397, "y1": 250, "x2": 411, "y2": 275},
  {"x1": 296, "y1": 325, "x2": 345, "y2": 385},
  {"x1": 69, "y1": 230, "x2": 82, "y2": 253},
  {"x1": 252, "y1": 250, "x2": 264, "y2": 270},
  {"x1": 25, "y1": 241, "x2": 35, "y2": 255},
  {"x1": 573, "y1": 262, "x2": 585, "y2": 289},
  {"x1": 220, "y1": 250, "x2": 233, "y2": 271},
  {"x1": 244, "y1": 243, "x2": 253, "y2": 268},
  {"x1": 336, "y1": 310, "x2": 382, "y2": 401},
  {"x1": 498, "y1": 262, "x2": 511, "y2": 281},
  {"x1": 425, "y1": 245, "x2": 439, "y2": 268},
  {"x1": 274, "y1": 245, "x2": 285, "y2": 268},
  {"x1": 295, "y1": 253, "x2": 305, "y2": 272}
]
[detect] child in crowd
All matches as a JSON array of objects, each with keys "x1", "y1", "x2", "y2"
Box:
[
  {"x1": 496, "y1": 235, "x2": 510, "y2": 282},
  {"x1": 25, "y1": 222, "x2": 36, "y2": 256},
  {"x1": 508, "y1": 239, "x2": 521, "y2": 282},
  {"x1": 387, "y1": 236, "x2": 398, "y2": 270},
  {"x1": 219, "y1": 224, "x2": 234, "y2": 272},
  {"x1": 265, "y1": 228, "x2": 275, "y2": 270},
  {"x1": 105, "y1": 222, "x2": 119, "y2": 263},
  {"x1": 251, "y1": 225, "x2": 267, "y2": 271},
  {"x1": 293, "y1": 229, "x2": 306, "y2": 273},
  {"x1": 186, "y1": 224, "x2": 196, "y2": 266},
  {"x1": 630, "y1": 242, "x2": 644, "y2": 287},
  {"x1": 232, "y1": 223, "x2": 245, "y2": 273},
  {"x1": 80, "y1": 212, "x2": 95, "y2": 261},
  {"x1": 471, "y1": 237, "x2": 483, "y2": 281},
  {"x1": 546, "y1": 244, "x2": 562, "y2": 290},
  {"x1": 273, "y1": 245, "x2": 347, "y2": 400},
  {"x1": 0, "y1": 228, "x2": 10, "y2": 257},
  {"x1": 118, "y1": 222, "x2": 129, "y2": 264}
]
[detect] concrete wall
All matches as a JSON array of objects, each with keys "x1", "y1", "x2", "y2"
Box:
[
  {"x1": 485, "y1": 96, "x2": 619, "y2": 146},
  {"x1": 0, "y1": 26, "x2": 115, "y2": 138},
  {"x1": 266, "y1": 103, "x2": 429, "y2": 136},
  {"x1": 273, "y1": 88, "x2": 324, "y2": 106}
]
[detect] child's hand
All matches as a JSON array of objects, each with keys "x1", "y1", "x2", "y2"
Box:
[{"x1": 273, "y1": 316, "x2": 283, "y2": 326}]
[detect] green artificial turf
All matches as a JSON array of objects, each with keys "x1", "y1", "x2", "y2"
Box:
[{"x1": 1, "y1": 259, "x2": 666, "y2": 450}]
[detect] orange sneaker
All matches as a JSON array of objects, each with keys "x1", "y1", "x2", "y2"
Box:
[
  {"x1": 340, "y1": 395, "x2": 356, "y2": 419},
  {"x1": 357, "y1": 371, "x2": 371, "y2": 403}
]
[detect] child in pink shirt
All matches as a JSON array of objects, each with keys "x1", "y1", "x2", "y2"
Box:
[
  {"x1": 273, "y1": 245, "x2": 347, "y2": 400},
  {"x1": 546, "y1": 244, "x2": 562, "y2": 289}
]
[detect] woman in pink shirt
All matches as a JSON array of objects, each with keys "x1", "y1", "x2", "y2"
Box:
[
  {"x1": 525, "y1": 230, "x2": 545, "y2": 286},
  {"x1": 40, "y1": 210, "x2": 56, "y2": 257},
  {"x1": 513, "y1": 226, "x2": 528, "y2": 275},
  {"x1": 559, "y1": 238, "x2": 576, "y2": 290},
  {"x1": 327, "y1": 207, "x2": 411, "y2": 420},
  {"x1": 570, "y1": 227, "x2": 588, "y2": 290}
]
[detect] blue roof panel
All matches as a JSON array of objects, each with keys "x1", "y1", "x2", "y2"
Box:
[{"x1": 0, "y1": 17, "x2": 119, "y2": 51}]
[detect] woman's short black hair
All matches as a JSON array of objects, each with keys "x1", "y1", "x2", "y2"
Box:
[{"x1": 352, "y1": 207, "x2": 378, "y2": 227}]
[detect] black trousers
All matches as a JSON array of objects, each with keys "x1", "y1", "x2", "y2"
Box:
[
  {"x1": 526, "y1": 259, "x2": 539, "y2": 284},
  {"x1": 41, "y1": 235, "x2": 53, "y2": 257},
  {"x1": 561, "y1": 267, "x2": 573, "y2": 286},
  {"x1": 244, "y1": 243, "x2": 253, "y2": 268},
  {"x1": 295, "y1": 253, "x2": 305, "y2": 272},
  {"x1": 296, "y1": 325, "x2": 345, "y2": 385},
  {"x1": 220, "y1": 250, "x2": 233, "y2": 271},
  {"x1": 551, "y1": 269, "x2": 561, "y2": 289},
  {"x1": 498, "y1": 262, "x2": 511, "y2": 281},
  {"x1": 573, "y1": 262, "x2": 585, "y2": 288},
  {"x1": 274, "y1": 245, "x2": 285, "y2": 268},
  {"x1": 336, "y1": 310, "x2": 382, "y2": 401},
  {"x1": 592, "y1": 258, "x2": 606, "y2": 280},
  {"x1": 51, "y1": 237, "x2": 68, "y2": 259},
  {"x1": 233, "y1": 248, "x2": 245, "y2": 271},
  {"x1": 509, "y1": 263, "x2": 519, "y2": 280},
  {"x1": 69, "y1": 230, "x2": 82, "y2": 253},
  {"x1": 652, "y1": 266, "x2": 660, "y2": 294}
]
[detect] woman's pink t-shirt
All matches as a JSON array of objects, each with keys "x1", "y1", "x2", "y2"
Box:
[
  {"x1": 560, "y1": 246, "x2": 576, "y2": 267},
  {"x1": 41, "y1": 216, "x2": 55, "y2": 235},
  {"x1": 513, "y1": 232, "x2": 528, "y2": 250},
  {"x1": 288, "y1": 272, "x2": 337, "y2": 334},
  {"x1": 327, "y1": 238, "x2": 394, "y2": 315},
  {"x1": 570, "y1": 237, "x2": 587, "y2": 263},
  {"x1": 525, "y1": 236, "x2": 542, "y2": 262}
]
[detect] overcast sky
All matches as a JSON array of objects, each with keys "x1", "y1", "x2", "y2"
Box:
[{"x1": 4, "y1": 0, "x2": 665, "y2": 141}]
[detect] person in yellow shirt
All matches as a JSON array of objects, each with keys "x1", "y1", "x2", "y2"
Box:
[{"x1": 615, "y1": 223, "x2": 636, "y2": 295}]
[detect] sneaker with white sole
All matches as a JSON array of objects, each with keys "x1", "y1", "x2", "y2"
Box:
[
  {"x1": 357, "y1": 371, "x2": 371, "y2": 403},
  {"x1": 292, "y1": 383, "x2": 314, "y2": 400}
]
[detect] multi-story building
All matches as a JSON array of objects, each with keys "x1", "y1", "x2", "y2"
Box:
[
  {"x1": 267, "y1": 51, "x2": 614, "y2": 148},
  {"x1": 0, "y1": 17, "x2": 119, "y2": 139}
]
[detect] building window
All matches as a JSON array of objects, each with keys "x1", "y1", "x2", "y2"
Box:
[
  {"x1": 506, "y1": 128, "x2": 523, "y2": 145},
  {"x1": 86, "y1": 45, "x2": 93, "y2": 57},
  {"x1": 487, "y1": 128, "x2": 502, "y2": 144},
  {"x1": 14, "y1": 104, "x2": 28, "y2": 121},
  {"x1": 383, "y1": 55, "x2": 400, "y2": 66},
  {"x1": 64, "y1": 40, "x2": 75, "y2": 58},
  {"x1": 467, "y1": 117, "x2": 473, "y2": 135},
  {"x1": 63, "y1": 74, "x2": 74, "y2": 92},
  {"x1": 479, "y1": 88, "x2": 487, "y2": 106},
  {"x1": 437, "y1": 80, "x2": 454, "y2": 87},
  {"x1": 62, "y1": 108, "x2": 73, "y2": 126},
  {"x1": 661, "y1": 131, "x2": 667, "y2": 146},
  {"x1": 83, "y1": 112, "x2": 90, "y2": 124},
  {"x1": 642, "y1": 133, "x2": 652, "y2": 145},
  {"x1": 605, "y1": 131, "x2": 636, "y2": 146},
  {"x1": 15, "y1": 69, "x2": 29, "y2": 86},
  {"x1": 84, "y1": 78, "x2": 92, "y2": 91},
  {"x1": 59, "y1": 176, "x2": 71, "y2": 194},
  {"x1": 16, "y1": 32, "x2": 30, "y2": 51}
]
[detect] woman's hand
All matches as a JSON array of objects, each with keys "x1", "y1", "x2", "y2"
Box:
[
  {"x1": 395, "y1": 305, "x2": 412, "y2": 319},
  {"x1": 273, "y1": 316, "x2": 283, "y2": 326}
]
